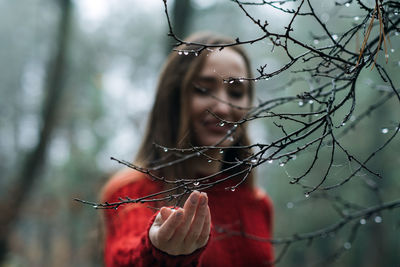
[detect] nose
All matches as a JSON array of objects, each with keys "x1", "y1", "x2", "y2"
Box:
[{"x1": 211, "y1": 90, "x2": 231, "y2": 118}]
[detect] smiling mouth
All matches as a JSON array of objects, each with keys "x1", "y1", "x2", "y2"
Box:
[{"x1": 203, "y1": 121, "x2": 230, "y2": 134}]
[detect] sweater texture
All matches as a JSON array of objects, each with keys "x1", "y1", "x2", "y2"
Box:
[{"x1": 102, "y1": 169, "x2": 274, "y2": 267}]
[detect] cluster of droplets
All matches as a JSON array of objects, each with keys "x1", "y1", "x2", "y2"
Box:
[{"x1": 177, "y1": 50, "x2": 199, "y2": 56}]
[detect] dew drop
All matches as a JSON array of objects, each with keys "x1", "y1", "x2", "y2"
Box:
[
  {"x1": 298, "y1": 101, "x2": 304, "y2": 106},
  {"x1": 219, "y1": 122, "x2": 225, "y2": 127},
  {"x1": 395, "y1": 32, "x2": 399, "y2": 36},
  {"x1": 251, "y1": 159, "x2": 257, "y2": 164},
  {"x1": 93, "y1": 205, "x2": 98, "y2": 209},
  {"x1": 183, "y1": 51, "x2": 189, "y2": 55},
  {"x1": 374, "y1": 216, "x2": 382, "y2": 223},
  {"x1": 230, "y1": 187, "x2": 236, "y2": 192},
  {"x1": 332, "y1": 34, "x2": 338, "y2": 40},
  {"x1": 193, "y1": 181, "x2": 200, "y2": 186},
  {"x1": 219, "y1": 149, "x2": 224, "y2": 154},
  {"x1": 360, "y1": 218, "x2": 366, "y2": 225},
  {"x1": 195, "y1": 52, "x2": 199, "y2": 56},
  {"x1": 208, "y1": 159, "x2": 212, "y2": 163},
  {"x1": 196, "y1": 152, "x2": 201, "y2": 156},
  {"x1": 313, "y1": 39, "x2": 319, "y2": 45},
  {"x1": 265, "y1": 77, "x2": 269, "y2": 81},
  {"x1": 239, "y1": 78, "x2": 244, "y2": 82},
  {"x1": 354, "y1": 16, "x2": 359, "y2": 21},
  {"x1": 342, "y1": 122, "x2": 346, "y2": 126},
  {"x1": 178, "y1": 51, "x2": 183, "y2": 55},
  {"x1": 279, "y1": 162, "x2": 285, "y2": 167},
  {"x1": 228, "y1": 136, "x2": 234, "y2": 142},
  {"x1": 395, "y1": 12, "x2": 399, "y2": 16},
  {"x1": 344, "y1": 242, "x2": 351, "y2": 250},
  {"x1": 229, "y1": 80, "x2": 235, "y2": 84},
  {"x1": 305, "y1": 193, "x2": 310, "y2": 198},
  {"x1": 286, "y1": 202, "x2": 294, "y2": 209},
  {"x1": 381, "y1": 128, "x2": 389, "y2": 134},
  {"x1": 268, "y1": 160, "x2": 273, "y2": 164},
  {"x1": 233, "y1": 124, "x2": 238, "y2": 128},
  {"x1": 390, "y1": 48, "x2": 395, "y2": 53},
  {"x1": 164, "y1": 148, "x2": 168, "y2": 152},
  {"x1": 308, "y1": 100, "x2": 314, "y2": 104}
]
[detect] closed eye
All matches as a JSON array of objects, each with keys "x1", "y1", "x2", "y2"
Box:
[{"x1": 193, "y1": 84, "x2": 212, "y2": 95}]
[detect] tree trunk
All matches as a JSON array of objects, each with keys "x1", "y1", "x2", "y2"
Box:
[{"x1": 0, "y1": 0, "x2": 72, "y2": 262}]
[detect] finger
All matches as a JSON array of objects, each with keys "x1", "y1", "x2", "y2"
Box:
[
  {"x1": 197, "y1": 205, "x2": 211, "y2": 247},
  {"x1": 160, "y1": 207, "x2": 174, "y2": 222},
  {"x1": 172, "y1": 191, "x2": 200, "y2": 241},
  {"x1": 184, "y1": 192, "x2": 209, "y2": 244},
  {"x1": 158, "y1": 208, "x2": 184, "y2": 241}
]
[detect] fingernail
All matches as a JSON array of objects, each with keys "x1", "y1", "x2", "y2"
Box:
[
  {"x1": 175, "y1": 209, "x2": 183, "y2": 217},
  {"x1": 190, "y1": 191, "x2": 199, "y2": 204},
  {"x1": 200, "y1": 192, "x2": 207, "y2": 205}
]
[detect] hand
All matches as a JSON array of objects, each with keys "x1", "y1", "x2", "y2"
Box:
[{"x1": 149, "y1": 191, "x2": 211, "y2": 255}]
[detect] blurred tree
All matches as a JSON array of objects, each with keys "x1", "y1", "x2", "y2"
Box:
[{"x1": 0, "y1": 0, "x2": 72, "y2": 262}]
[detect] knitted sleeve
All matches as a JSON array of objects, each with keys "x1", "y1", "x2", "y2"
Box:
[{"x1": 101, "y1": 170, "x2": 205, "y2": 267}]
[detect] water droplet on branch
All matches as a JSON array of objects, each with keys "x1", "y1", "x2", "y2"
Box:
[
  {"x1": 164, "y1": 148, "x2": 168, "y2": 152},
  {"x1": 381, "y1": 128, "x2": 389, "y2": 134},
  {"x1": 374, "y1": 216, "x2": 382, "y2": 223},
  {"x1": 344, "y1": 242, "x2": 351, "y2": 250},
  {"x1": 360, "y1": 218, "x2": 366, "y2": 225},
  {"x1": 298, "y1": 101, "x2": 304, "y2": 106}
]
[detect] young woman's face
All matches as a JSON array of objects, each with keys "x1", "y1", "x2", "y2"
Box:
[{"x1": 190, "y1": 48, "x2": 250, "y2": 147}]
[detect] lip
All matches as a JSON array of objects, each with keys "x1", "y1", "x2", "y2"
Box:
[{"x1": 203, "y1": 120, "x2": 230, "y2": 134}]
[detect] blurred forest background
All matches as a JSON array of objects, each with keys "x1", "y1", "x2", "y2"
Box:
[{"x1": 0, "y1": 0, "x2": 399, "y2": 266}]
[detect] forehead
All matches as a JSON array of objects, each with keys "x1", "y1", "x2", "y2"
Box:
[{"x1": 199, "y1": 48, "x2": 247, "y2": 79}]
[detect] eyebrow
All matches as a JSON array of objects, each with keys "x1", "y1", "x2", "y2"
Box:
[{"x1": 195, "y1": 76, "x2": 219, "y2": 83}]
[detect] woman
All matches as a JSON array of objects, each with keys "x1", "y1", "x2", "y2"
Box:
[{"x1": 101, "y1": 32, "x2": 274, "y2": 266}]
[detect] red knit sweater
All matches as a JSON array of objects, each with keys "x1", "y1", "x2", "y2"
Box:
[{"x1": 102, "y1": 169, "x2": 274, "y2": 267}]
